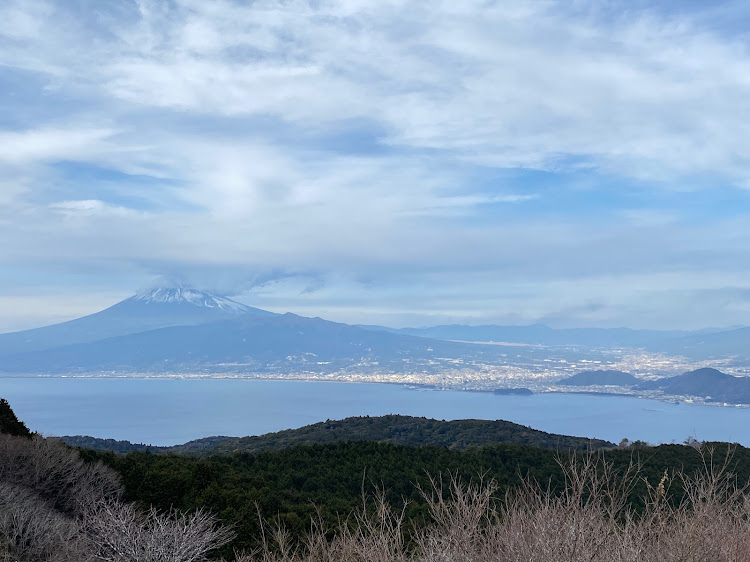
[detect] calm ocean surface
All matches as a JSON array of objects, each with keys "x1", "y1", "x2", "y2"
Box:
[{"x1": 1, "y1": 377, "x2": 748, "y2": 446}]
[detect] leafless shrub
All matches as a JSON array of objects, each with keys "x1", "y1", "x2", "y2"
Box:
[
  {"x1": 478, "y1": 455, "x2": 642, "y2": 562},
  {"x1": 242, "y1": 487, "x2": 408, "y2": 562},
  {"x1": 0, "y1": 481, "x2": 89, "y2": 562},
  {"x1": 0, "y1": 432, "x2": 232, "y2": 562},
  {"x1": 239, "y1": 452, "x2": 750, "y2": 562},
  {"x1": 627, "y1": 447, "x2": 750, "y2": 562},
  {"x1": 414, "y1": 475, "x2": 498, "y2": 562},
  {"x1": 0, "y1": 433, "x2": 122, "y2": 516},
  {"x1": 86, "y1": 501, "x2": 234, "y2": 562},
  {"x1": 0, "y1": 432, "x2": 119, "y2": 561}
]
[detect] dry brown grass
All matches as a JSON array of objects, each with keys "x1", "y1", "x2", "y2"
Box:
[{"x1": 237, "y1": 450, "x2": 750, "y2": 562}]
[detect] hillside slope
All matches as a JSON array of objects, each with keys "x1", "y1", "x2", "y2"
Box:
[
  {"x1": 638, "y1": 367, "x2": 750, "y2": 403},
  {"x1": 60, "y1": 414, "x2": 614, "y2": 455}
]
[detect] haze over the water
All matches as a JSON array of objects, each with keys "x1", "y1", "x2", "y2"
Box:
[{"x1": 1, "y1": 1, "x2": 750, "y2": 333}]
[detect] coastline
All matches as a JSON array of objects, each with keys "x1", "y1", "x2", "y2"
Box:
[{"x1": 3, "y1": 372, "x2": 750, "y2": 408}]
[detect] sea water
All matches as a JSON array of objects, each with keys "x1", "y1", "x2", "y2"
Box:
[{"x1": 0, "y1": 377, "x2": 746, "y2": 446}]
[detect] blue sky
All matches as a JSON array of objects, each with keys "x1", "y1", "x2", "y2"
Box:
[{"x1": 2, "y1": 0, "x2": 750, "y2": 332}]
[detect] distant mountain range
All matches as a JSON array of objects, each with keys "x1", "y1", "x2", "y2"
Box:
[
  {"x1": 1, "y1": 286, "x2": 749, "y2": 375},
  {"x1": 364, "y1": 323, "x2": 750, "y2": 361},
  {"x1": 646, "y1": 327, "x2": 750, "y2": 360},
  {"x1": 0, "y1": 288, "x2": 506, "y2": 375},
  {"x1": 59, "y1": 414, "x2": 614, "y2": 455},
  {"x1": 360, "y1": 324, "x2": 693, "y2": 347},
  {"x1": 556, "y1": 367, "x2": 750, "y2": 404}
]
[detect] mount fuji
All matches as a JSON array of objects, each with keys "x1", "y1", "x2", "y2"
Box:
[
  {"x1": 0, "y1": 287, "x2": 273, "y2": 357},
  {"x1": 0, "y1": 287, "x2": 503, "y2": 375}
]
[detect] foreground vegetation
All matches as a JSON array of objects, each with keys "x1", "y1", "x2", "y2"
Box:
[
  {"x1": 4, "y1": 398, "x2": 750, "y2": 560},
  {"x1": 86, "y1": 440, "x2": 750, "y2": 557},
  {"x1": 240, "y1": 452, "x2": 750, "y2": 562},
  {"x1": 0, "y1": 400, "x2": 231, "y2": 561}
]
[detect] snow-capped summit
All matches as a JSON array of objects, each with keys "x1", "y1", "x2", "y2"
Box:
[
  {"x1": 0, "y1": 286, "x2": 275, "y2": 357},
  {"x1": 132, "y1": 287, "x2": 251, "y2": 315}
]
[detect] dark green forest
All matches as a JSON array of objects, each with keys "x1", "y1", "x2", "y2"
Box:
[
  {"x1": 0, "y1": 398, "x2": 31, "y2": 438},
  {"x1": 82, "y1": 439, "x2": 747, "y2": 558},
  {"x1": 61, "y1": 414, "x2": 614, "y2": 456}
]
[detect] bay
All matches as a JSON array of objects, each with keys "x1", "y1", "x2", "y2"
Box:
[{"x1": 0, "y1": 377, "x2": 748, "y2": 446}]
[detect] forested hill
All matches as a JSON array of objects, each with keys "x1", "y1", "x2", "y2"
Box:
[
  {"x1": 61, "y1": 414, "x2": 614, "y2": 455},
  {"x1": 87, "y1": 440, "x2": 748, "y2": 558}
]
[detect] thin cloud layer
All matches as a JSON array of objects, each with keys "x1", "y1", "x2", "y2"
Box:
[{"x1": 1, "y1": 0, "x2": 750, "y2": 331}]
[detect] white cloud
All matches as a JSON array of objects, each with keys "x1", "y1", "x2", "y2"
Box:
[
  {"x1": 49, "y1": 199, "x2": 142, "y2": 218},
  {"x1": 0, "y1": 128, "x2": 115, "y2": 165},
  {"x1": 0, "y1": 177, "x2": 30, "y2": 207},
  {"x1": 4, "y1": 1, "x2": 750, "y2": 182},
  {"x1": 21, "y1": 0, "x2": 743, "y2": 183},
  {"x1": 2, "y1": 1, "x2": 750, "y2": 329},
  {"x1": 0, "y1": 3, "x2": 48, "y2": 40}
]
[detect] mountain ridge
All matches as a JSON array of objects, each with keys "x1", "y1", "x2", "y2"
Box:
[
  {"x1": 2, "y1": 286, "x2": 750, "y2": 373},
  {"x1": 59, "y1": 414, "x2": 615, "y2": 455},
  {"x1": 0, "y1": 312, "x2": 499, "y2": 375},
  {"x1": 637, "y1": 367, "x2": 750, "y2": 403},
  {"x1": 647, "y1": 327, "x2": 750, "y2": 360},
  {"x1": 359, "y1": 323, "x2": 695, "y2": 348}
]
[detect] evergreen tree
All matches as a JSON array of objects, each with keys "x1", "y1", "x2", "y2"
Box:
[{"x1": 0, "y1": 398, "x2": 32, "y2": 438}]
